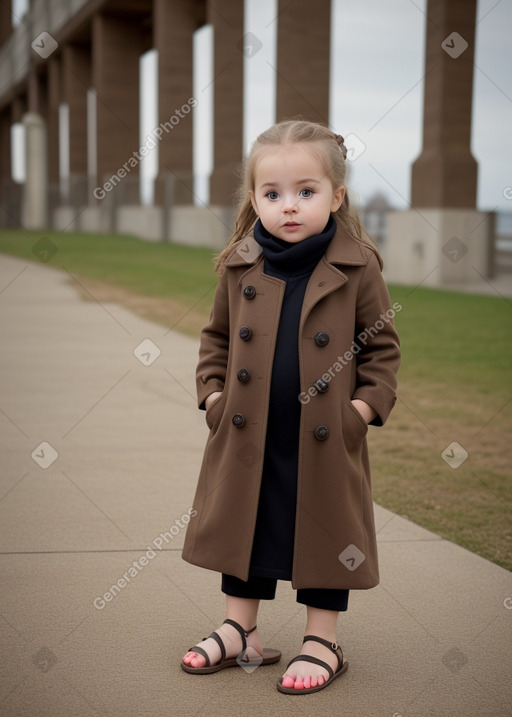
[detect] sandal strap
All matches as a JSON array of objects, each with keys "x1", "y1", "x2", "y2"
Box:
[
  {"x1": 207, "y1": 630, "x2": 226, "y2": 663},
  {"x1": 188, "y1": 620, "x2": 257, "y2": 667},
  {"x1": 285, "y1": 654, "x2": 334, "y2": 680},
  {"x1": 187, "y1": 644, "x2": 211, "y2": 667},
  {"x1": 302, "y1": 634, "x2": 344, "y2": 671},
  {"x1": 222, "y1": 618, "x2": 256, "y2": 652}
]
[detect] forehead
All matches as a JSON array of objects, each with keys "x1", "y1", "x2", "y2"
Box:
[{"x1": 253, "y1": 144, "x2": 327, "y2": 186}]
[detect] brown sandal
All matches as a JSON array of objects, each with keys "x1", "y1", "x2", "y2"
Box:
[
  {"x1": 276, "y1": 635, "x2": 348, "y2": 694},
  {"x1": 181, "y1": 618, "x2": 281, "y2": 674}
]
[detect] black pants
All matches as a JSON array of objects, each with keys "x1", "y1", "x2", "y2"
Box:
[{"x1": 222, "y1": 574, "x2": 349, "y2": 612}]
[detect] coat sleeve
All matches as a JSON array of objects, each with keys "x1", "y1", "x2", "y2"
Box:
[
  {"x1": 351, "y1": 252, "x2": 401, "y2": 426},
  {"x1": 196, "y1": 269, "x2": 230, "y2": 410}
]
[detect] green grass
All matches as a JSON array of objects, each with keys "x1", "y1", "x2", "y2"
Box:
[
  {"x1": 0, "y1": 229, "x2": 218, "y2": 303},
  {"x1": 389, "y1": 285, "x2": 512, "y2": 394},
  {"x1": 368, "y1": 285, "x2": 512, "y2": 571},
  {"x1": 1, "y1": 228, "x2": 511, "y2": 571}
]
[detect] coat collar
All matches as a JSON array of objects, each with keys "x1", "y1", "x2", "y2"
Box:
[{"x1": 224, "y1": 219, "x2": 372, "y2": 269}]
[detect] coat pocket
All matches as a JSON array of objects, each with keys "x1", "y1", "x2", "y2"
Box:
[
  {"x1": 342, "y1": 400, "x2": 369, "y2": 452},
  {"x1": 205, "y1": 392, "x2": 225, "y2": 431}
]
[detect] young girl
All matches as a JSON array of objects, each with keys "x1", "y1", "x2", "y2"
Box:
[{"x1": 181, "y1": 120, "x2": 400, "y2": 694}]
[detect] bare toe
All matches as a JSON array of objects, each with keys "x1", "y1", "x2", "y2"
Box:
[
  {"x1": 182, "y1": 651, "x2": 206, "y2": 668},
  {"x1": 183, "y1": 624, "x2": 263, "y2": 671},
  {"x1": 281, "y1": 637, "x2": 341, "y2": 691}
]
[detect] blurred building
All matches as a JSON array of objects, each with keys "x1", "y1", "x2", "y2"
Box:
[
  {"x1": 0, "y1": 0, "x2": 498, "y2": 287},
  {"x1": 0, "y1": 0, "x2": 331, "y2": 247},
  {"x1": 360, "y1": 192, "x2": 392, "y2": 250}
]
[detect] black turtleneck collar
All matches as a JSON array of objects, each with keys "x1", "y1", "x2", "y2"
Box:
[{"x1": 253, "y1": 215, "x2": 336, "y2": 279}]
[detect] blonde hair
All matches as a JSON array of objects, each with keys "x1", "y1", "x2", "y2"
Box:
[{"x1": 214, "y1": 119, "x2": 382, "y2": 274}]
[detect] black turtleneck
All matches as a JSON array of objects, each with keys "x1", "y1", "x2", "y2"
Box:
[
  {"x1": 248, "y1": 215, "x2": 336, "y2": 580},
  {"x1": 254, "y1": 215, "x2": 336, "y2": 278}
]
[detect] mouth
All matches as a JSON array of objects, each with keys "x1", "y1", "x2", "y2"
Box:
[{"x1": 283, "y1": 222, "x2": 301, "y2": 227}]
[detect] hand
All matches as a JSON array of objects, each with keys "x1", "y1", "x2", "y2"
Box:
[
  {"x1": 205, "y1": 391, "x2": 222, "y2": 411},
  {"x1": 351, "y1": 399, "x2": 377, "y2": 424}
]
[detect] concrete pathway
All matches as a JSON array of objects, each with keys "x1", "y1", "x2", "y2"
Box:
[{"x1": 0, "y1": 253, "x2": 511, "y2": 717}]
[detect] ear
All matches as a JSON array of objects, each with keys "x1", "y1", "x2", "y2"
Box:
[
  {"x1": 331, "y1": 185, "x2": 346, "y2": 212},
  {"x1": 248, "y1": 190, "x2": 259, "y2": 216}
]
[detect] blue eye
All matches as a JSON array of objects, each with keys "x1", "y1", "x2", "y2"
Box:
[
  {"x1": 300, "y1": 188, "x2": 313, "y2": 198},
  {"x1": 266, "y1": 191, "x2": 279, "y2": 200}
]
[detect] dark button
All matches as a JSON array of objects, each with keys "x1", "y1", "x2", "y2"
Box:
[
  {"x1": 314, "y1": 425, "x2": 329, "y2": 441},
  {"x1": 239, "y1": 326, "x2": 252, "y2": 341},
  {"x1": 232, "y1": 413, "x2": 245, "y2": 428},
  {"x1": 243, "y1": 285, "x2": 256, "y2": 300},
  {"x1": 237, "y1": 368, "x2": 250, "y2": 383},
  {"x1": 314, "y1": 378, "x2": 329, "y2": 393},
  {"x1": 314, "y1": 332, "x2": 330, "y2": 347}
]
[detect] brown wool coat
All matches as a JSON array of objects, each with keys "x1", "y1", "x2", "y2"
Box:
[{"x1": 182, "y1": 221, "x2": 401, "y2": 590}]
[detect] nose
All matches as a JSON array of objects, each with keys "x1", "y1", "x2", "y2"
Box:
[{"x1": 282, "y1": 194, "x2": 298, "y2": 213}]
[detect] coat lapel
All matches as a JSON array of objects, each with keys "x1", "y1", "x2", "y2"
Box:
[
  {"x1": 300, "y1": 259, "x2": 348, "y2": 329},
  {"x1": 300, "y1": 223, "x2": 371, "y2": 329}
]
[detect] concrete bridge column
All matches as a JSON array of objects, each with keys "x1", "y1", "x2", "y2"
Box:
[
  {"x1": 0, "y1": 0, "x2": 11, "y2": 48},
  {"x1": 384, "y1": 0, "x2": 493, "y2": 287},
  {"x1": 23, "y1": 70, "x2": 49, "y2": 228},
  {"x1": 0, "y1": 107, "x2": 14, "y2": 227},
  {"x1": 62, "y1": 43, "x2": 90, "y2": 206},
  {"x1": 411, "y1": 0, "x2": 477, "y2": 207},
  {"x1": 11, "y1": 95, "x2": 26, "y2": 124},
  {"x1": 7, "y1": 96, "x2": 28, "y2": 229},
  {"x1": 47, "y1": 57, "x2": 61, "y2": 187},
  {"x1": 27, "y1": 70, "x2": 47, "y2": 116},
  {"x1": 207, "y1": 0, "x2": 244, "y2": 208},
  {"x1": 154, "y1": 0, "x2": 196, "y2": 206},
  {"x1": 0, "y1": 108, "x2": 11, "y2": 182},
  {"x1": 22, "y1": 112, "x2": 48, "y2": 229},
  {"x1": 275, "y1": 0, "x2": 330, "y2": 124},
  {"x1": 92, "y1": 13, "x2": 141, "y2": 202}
]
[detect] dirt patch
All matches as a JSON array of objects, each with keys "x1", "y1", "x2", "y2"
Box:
[
  {"x1": 67, "y1": 275, "x2": 210, "y2": 338},
  {"x1": 368, "y1": 387, "x2": 511, "y2": 570}
]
